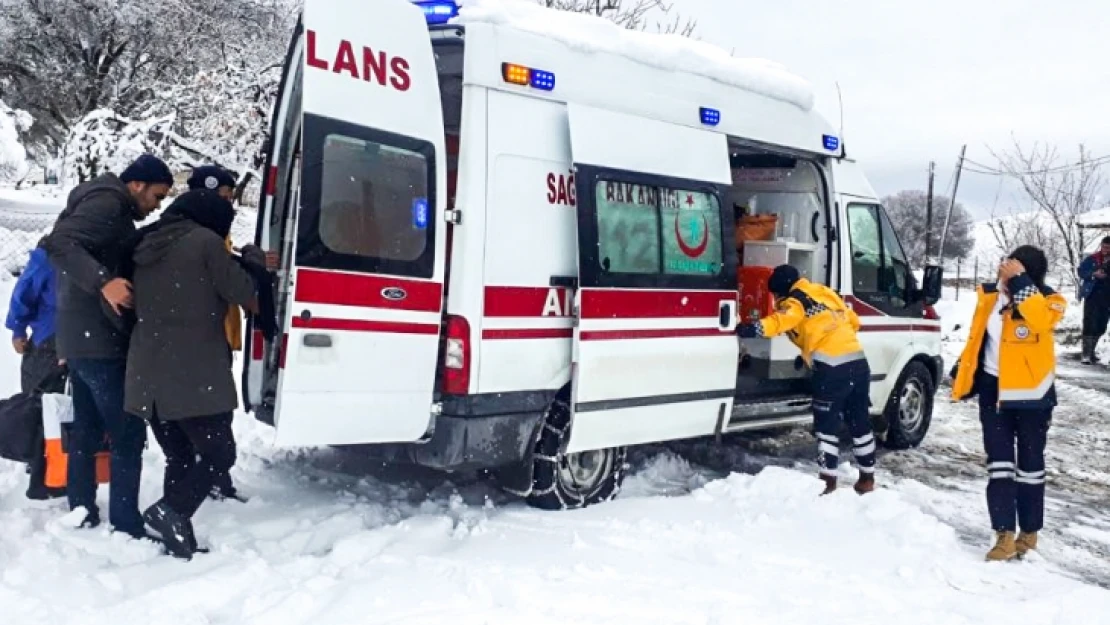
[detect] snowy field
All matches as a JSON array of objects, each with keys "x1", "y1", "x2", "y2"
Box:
[{"x1": 0, "y1": 212, "x2": 1109, "y2": 622}]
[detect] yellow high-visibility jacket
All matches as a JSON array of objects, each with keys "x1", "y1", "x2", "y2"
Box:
[
  {"x1": 755, "y1": 278, "x2": 865, "y2": 366},
  {"x1": 952, "y1": 275, "x2": 1065, "y2": 409},
  {"x1": 224, "y1": 236, "x2": 243, "y2": 351}
]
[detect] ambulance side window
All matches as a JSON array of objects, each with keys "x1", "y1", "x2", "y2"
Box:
[
  {"x1": 847, "y1": 203, "x2": 911, "y2": 314},
  {"x1": 593, "y1": 180, "x2": 723, "y2": 277}
]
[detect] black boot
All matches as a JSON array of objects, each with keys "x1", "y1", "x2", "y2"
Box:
[
  {"x1": 143, "y1": 501, "x2": 196, "y2": 560},
  {"x1": 1082, "y1": 336, "x2": 1096, "y2": 364}
]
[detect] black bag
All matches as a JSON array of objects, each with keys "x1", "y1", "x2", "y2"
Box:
[
  {"x1": 0, "y1": 368, "x2": 68, "y2": 463},
  {"x1": 0, "y1": 392, "x2": 44, "y2": 463}
]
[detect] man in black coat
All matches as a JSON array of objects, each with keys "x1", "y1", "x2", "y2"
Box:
[{"x1": 42, "y1": 154, "x2": 173, "y2": 537}]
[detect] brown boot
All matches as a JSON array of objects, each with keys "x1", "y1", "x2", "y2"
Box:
[
  {"x1": 1015, "y1": 532, "x2": 1038, "y2": 557},
  {"x1": 854, "y1": 472, "x2": 875, "y2": 495},
  {"x1": 819, "y1": 474, "x2": 837, "y2": 496},
  {"x1": 985, "y1": 531, "x2": 1018, "y2": 562}
]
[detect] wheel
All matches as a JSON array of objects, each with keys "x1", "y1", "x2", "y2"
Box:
[
  {"x1": 526, "y1": 396, "x2": 627, "y2": 510},
  {"x1": 881, "y1": 361, "x2": 935, "y2": 450}
]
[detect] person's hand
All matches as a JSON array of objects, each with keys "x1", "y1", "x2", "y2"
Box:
[
  {"x1": 998, "y1": 259, "x2": 1025, "y2": 282},
  {"x1": 239, "y1": 244, "x2": 267, "y2": 269},
  {"x1": 101, "y1": 278, "x2": 134, "y2": 316},
  {"x1": 1096, "y1": 269, "x2": 1106, "y2": 279},
  {"x1": 737, "y1": 323, "x2": 759, "y2": 339},
  {"x1": 12, "y1": 337, "x2": 26, "y2": 354}
]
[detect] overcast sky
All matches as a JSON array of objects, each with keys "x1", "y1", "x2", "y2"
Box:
[{"x1": 675, "y1": 0, "x2": 1110, "y2": 218}]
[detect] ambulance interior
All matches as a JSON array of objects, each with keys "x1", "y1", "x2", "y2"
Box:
[{"x1": 726, "y1": 145, "x2": 831, "y2": 398}]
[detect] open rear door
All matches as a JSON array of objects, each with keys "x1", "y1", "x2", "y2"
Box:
[
  {"x1": 566, "y1": 104, "x2": 740, "y2": 454},
  {"x1": 273, "y1": 0, "x2": 447, "y2": 446}
]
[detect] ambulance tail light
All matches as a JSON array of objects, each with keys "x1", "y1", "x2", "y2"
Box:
[
  {"x1": 923, "y1": 305, "x2": 940, "y2": 321},
  {"x1": 442, "y1": 314, "x2": 471, "y2": 395}
]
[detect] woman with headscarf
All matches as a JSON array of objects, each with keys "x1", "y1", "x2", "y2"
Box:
[
  {"x1": 951, "y1": 245, "x2": 1065, "y2": 561},
  {"x1": 124, "y1": 188, "x2": 264, "y2": 559}
]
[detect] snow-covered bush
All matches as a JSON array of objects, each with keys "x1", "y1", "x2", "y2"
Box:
[{"x1": 0, "y1": 99, "x2": 32, "y2": 182}]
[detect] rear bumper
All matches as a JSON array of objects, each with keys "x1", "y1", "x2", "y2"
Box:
[{"x1": 366, "y1": 391, "x2": 553, "y2": 472}]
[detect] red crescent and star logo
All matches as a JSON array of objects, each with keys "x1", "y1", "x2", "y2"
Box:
[{"x1": 674, "y1": 193, "x2": 709, "y2": 258}]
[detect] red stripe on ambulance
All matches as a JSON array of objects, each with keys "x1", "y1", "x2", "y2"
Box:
[
  {"x1": 291, "y1": 316, "x2": 439, "y2": 335},
  {"x1": 295, "y1": 268, "x2": 442, "y2": 312},
  {"x1": 484, "y1": 286, "x2": 572, "y2": 318},
  {"x1": 580, "y1": 289, "x2": 733, "y2": 320},
  {"x1": 579, "y1": 328, "x2": 725, "y2": 341}
]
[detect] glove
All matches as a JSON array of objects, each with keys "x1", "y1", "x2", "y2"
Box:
[
  {"x1": 239, "y1": 244, "x2": 267, "y2": 269},
  {"x1": 737, "y1": 323, "x2": 759, "y2": 339}
]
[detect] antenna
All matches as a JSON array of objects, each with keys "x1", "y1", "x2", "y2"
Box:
[{"x1": 835, "y1": 81, "x2": 845, "y2": 147}]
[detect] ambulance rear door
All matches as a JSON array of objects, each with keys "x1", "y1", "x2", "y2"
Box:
[
  {"x1": 273, "y1": 0, "x2": 447, "y2": 446},
  {"x1": 566, "y1": 104, "x2": 740, "y2": 454}
]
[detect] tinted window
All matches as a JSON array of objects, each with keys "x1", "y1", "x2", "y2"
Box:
[
  {"x1": 299, "y1": 114, "x2": 436, "y2": 278},
  {"x1": 318, "y1": 135, "x2": 428, "y2": 261},
  {"x1": 594, "y1": 180, "x2": 723, "y2": 277}
]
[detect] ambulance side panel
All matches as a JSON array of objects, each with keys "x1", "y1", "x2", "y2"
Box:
[{"x1": 477, "y1": 91, "x2": 576, "y2": 395}]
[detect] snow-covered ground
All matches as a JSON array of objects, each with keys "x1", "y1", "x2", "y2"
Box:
[{"x1": 1, "y1": 280, "x2": 1109, "y2": 622}]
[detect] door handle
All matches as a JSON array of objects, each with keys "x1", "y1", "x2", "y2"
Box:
[
  {"x1": 303, "y1": 333, "x2": 332, "y2": 348},
  {"x1": 718, "y1": 300, "x2": 737, "y2": 331}
]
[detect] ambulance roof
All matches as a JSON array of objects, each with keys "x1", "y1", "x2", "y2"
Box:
[{"x1": 455, "y1": 0, "x2": 815, "y2": 112}]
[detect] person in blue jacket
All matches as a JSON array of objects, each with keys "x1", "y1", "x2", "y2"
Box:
[
  {"x1": 6, "y1": 238, "x2": 68, "y2": 499},
  {"x1": 1077, "y1": 236, "x2": 1110, "y2": 364}
]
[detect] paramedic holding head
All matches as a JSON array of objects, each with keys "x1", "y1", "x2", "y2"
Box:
[
  {"x1": 737, "y1": 265, "x2": 877, "y2": 496},
  {"x1": 950, "y1": 245, "x2": 1064, "y2": 562}
]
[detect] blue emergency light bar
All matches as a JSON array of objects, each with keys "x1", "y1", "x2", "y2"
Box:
[
  {"x1": 699, "y1": 107, "x2": 721, "y2": 126},
  {"x1": 414, "y1": 0, "x2": 459, "y2": 25},
  {"x1": 530, "y1": 69, "x2": 556, "y2": 91},
  {"x1": 823, "y1": 134, "x2": 840, "y2": 151}
]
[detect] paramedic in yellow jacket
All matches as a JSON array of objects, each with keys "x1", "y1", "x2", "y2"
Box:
[
  {"x1": 737, "y1": 265, "x2": 877, "y2": 496},
  {"x1": 951, "y1": 245, "x2": 1064, "y2": 562}
]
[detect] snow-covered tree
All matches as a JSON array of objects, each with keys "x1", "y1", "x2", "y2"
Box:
[
  {"x1": 0, "y1": 99, "x2": 32, "y2": 182},
  {"x1": 0, "y1": 0, "x2": 297, "y2": 183},
  {"x1": 882, "y1": 190, "x2": 975, "y2": 267},
  {"x1": 537, "y1": 0, "x2": 696, "y2": 35}
]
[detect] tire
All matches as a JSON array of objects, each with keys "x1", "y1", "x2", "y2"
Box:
[
  {"x1": 526, "y1": 396, "x2": 627, "y2": 510},
  {"x1": 882, "y1": 361, "x2": 935, "y2": 450}
]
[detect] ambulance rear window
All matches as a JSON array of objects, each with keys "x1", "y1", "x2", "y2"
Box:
[{"x1": 298, "y1": 113, "x2": 436, "y2": 278}]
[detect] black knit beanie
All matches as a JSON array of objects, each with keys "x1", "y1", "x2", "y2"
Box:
[
  {"x1": 767, "y1": 264, "x2": 800, "y2": 297},
  {"x1": 187, "y1": 165, "x2": 236, "y2": 191},
  {"x1": 120, "y1": 154, "x2": 174, "y2": 186}
]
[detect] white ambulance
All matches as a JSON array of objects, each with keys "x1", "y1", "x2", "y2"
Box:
[{"x1": 244, "y1": 0, "x2": 945, "y2": 509}]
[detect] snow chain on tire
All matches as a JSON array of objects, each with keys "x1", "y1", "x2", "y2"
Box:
[{"x1": 526, "y1": 397, "x2": 627, "y2": 511}]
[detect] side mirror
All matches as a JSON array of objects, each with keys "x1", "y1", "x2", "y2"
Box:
[{"x1": 921, "y1": 265, "x2": 943, "y2": 306}]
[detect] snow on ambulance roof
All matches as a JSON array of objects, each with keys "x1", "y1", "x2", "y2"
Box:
[{"x1": 454, "y1": 0, "x2": 816, "y2": 112}]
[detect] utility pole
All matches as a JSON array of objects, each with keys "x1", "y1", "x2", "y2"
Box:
[
  {"x1": 938, "y1": 145, "x2": 967, "y2": 260},
  {"x1": 924, "y1": 161, "x2": 935, "y2": 262}
]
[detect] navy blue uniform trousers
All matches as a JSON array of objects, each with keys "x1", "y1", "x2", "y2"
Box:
[
  {"x1": 812, "y1": 359, "x2": 877, "y2": 476},
  {"x1": 976, "y1": 372, "x2": 1050, "y2": 533}
]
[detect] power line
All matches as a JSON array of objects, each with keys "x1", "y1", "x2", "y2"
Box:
[{"x1": 963, "y1": 154, "x2": 1110, "y2": 176}]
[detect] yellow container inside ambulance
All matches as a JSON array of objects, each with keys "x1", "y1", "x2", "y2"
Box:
[{"x1": 244, "y1": 0, "x2": 945, "y2": 510}]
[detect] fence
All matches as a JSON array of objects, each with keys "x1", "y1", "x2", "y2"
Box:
[{"x1": 0, "y1": 211, "x2": 58, "y2": 276}]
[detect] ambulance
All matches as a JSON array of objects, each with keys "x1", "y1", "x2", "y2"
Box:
[{"x1": 243, "y1": 0, "x2": 946, "y2": 509}]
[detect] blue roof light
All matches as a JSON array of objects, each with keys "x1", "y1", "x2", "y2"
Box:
[
  {"x1": 530, "y1": 69, "x2": 556, "y2": 91},
  {"x1": 823, "y1": 134, "x2": 840, "y2": 151},
  {"x1": 699, "y1": 107, "x2": 721, "y2": 126},
  {"x1": 414, "y1": 1, "x2": 459, "y2": 25}
]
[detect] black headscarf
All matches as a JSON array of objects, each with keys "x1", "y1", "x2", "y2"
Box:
[{"x1": 161, "y1": 189, "x2": 236, "y2": 239}]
